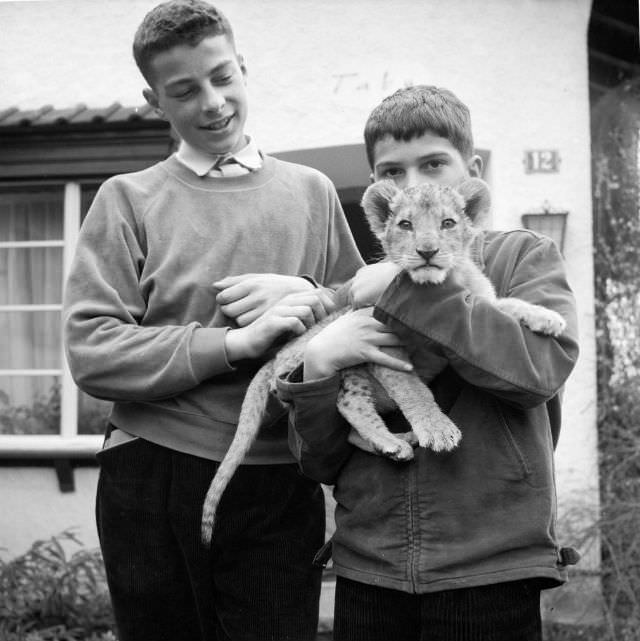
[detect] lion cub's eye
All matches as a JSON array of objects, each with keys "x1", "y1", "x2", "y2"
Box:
[
  {"x1": 397, "y1": 219, "x2": 413, "y2": 231},
  {"x1": 441, "y1": 218, "x2": 456, "y2": 230}
]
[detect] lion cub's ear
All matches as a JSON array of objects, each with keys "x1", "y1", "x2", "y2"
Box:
[
  {"x1": 456, "y1": 178, "x2": 491, "y2": 226},
  {"x1": 361, "y1": 180, "x2": 401, "y2": 237}
]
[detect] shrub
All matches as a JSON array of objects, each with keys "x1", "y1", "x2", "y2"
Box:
[
  {"x1": 0, "y1": 530, "x2": 116, "y2": 641},
  {"x1": 0, "y1": 385, "x2": 60, "y2": 436},
  {"x1": 0, "y1": 385, "x2": 111, "y2": 436},
  {"x1": 592, "y1": 79, "x2": 640, "y2": 641}
]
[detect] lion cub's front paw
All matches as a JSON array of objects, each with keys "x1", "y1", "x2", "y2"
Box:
[{"x1": 524, "y1": 309, "x2": 566, "y2": 337}]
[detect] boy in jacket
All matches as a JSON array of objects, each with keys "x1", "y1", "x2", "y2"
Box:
[
  {"x1": 277, "y1": 85, "x2": 580, "y2": 641},
  {"x1": 63, "y1": 2, "x2": 364, "y2": 640}
]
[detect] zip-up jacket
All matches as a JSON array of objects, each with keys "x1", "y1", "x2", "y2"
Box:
[{"x1": 277, "y1": 229, "x2": 580, "y2": 593}]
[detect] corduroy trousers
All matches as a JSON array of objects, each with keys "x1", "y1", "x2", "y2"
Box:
[
  {"x1": 334, "y1": 576, "x2": 543, "y2": 641},
  {"x1": 96, "y1": 431, "x2": 325, "y2": 641}
]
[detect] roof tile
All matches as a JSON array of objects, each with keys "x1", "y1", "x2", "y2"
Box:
[
  {"x1": 1, "y1": 105, "x2": 54, "y2": 126},
  {"x1": 0, "y1": 102, "x2": 163, "y2": 128},
  {"x1": 37, "y1": 104, "x2": 88, "y2": 126}
]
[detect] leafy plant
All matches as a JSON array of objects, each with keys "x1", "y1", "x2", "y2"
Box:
[
  {"x1": 77, "y1": 394, "x2": 112, "y2": 436},
  {"x1": 544, "y1": 622, "x2": 608, "y2": 641},
  {"x1": 0, "y1": 530, "x2": 116, "y2": 640},
  {"x1": 0, "y1": 384, "x2": 60, "y2": 435},
  {"x1": 0, "y1": 385, "x2": 112, "y2": 436}
]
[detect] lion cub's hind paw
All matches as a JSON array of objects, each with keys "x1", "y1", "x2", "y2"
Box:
[
  {"x1": 373, "y1": 436, "x2": 415, "y2": 462},
  {"x1": 414, "y1": 416, "x2": 462, "y2": 452},
  {"x1": 396, "y1": 431, "x2": 420, "y2": 447}
]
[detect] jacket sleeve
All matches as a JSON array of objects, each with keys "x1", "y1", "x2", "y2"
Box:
[
  {"x1": 276, "y1": 365, "x2": 353, "y2": 484},
  {"x1": 373, "y1": 232, "x2": 579, "y2": 409},
  {"x1": 63, "y1": 179, "x2": 234, "y2": 402}
]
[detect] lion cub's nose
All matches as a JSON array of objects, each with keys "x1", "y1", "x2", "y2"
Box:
[{"x1": 417, "y1": 249, "x2": 439, "y2": 262}]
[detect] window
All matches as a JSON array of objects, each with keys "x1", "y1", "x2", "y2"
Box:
[
  {"x1": 0, "y1": 104, "x2": 173, "y2": 457},
  {"x1": 0, "y1": 182, "x2": 110, "y2": 456}
]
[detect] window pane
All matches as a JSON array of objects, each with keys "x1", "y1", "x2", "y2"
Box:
[
  {"x1": 0, "y1": 376, "x2": 60, "y2": 435},
  {"x1": 0, "y1": 311, "x2": 61, "y2": 369},
  {"x1": 0, "y1": 187, "x2": 64, "y2": 241},
  {"x1": 0, "y1": 246, "x2": 63, "y2": 305},
  {"x1": 78, "y1": 392, "x2": 112, "y2": 435},
  {"x1": 81, "y1": 185, "x2": 100, "y2": 224}
]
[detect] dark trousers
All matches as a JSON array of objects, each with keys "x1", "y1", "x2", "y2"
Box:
[
  {"x1": 334, "y1": 576, "x2": 542, "y2": 641},
  {"x1": 95, "y1": 435, "x2": 325, "y2": 641}
]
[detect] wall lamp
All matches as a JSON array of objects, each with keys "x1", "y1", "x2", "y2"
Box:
[{"x1": 521, "y1": 201, "x2": 568, "y2": 255}]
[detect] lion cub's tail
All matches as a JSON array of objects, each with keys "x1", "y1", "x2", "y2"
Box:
[{"x1": 201, "y1": 360, "x2": 275, "y2": 546}]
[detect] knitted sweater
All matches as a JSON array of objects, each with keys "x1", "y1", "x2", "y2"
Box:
[{"x1": 63, "y1": 154, "x2": 364, "y2": 462}]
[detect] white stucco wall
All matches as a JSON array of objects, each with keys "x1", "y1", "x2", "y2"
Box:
[
  {"x1": 1, "y1": 1, "x2": 599, "y2": 616},
  {"x1": 0, "y1": 466, "x2": 100, "y2": 554}
]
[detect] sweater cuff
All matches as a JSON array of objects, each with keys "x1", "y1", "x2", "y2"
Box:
[
  {"x1": 276, "y1": 364, "x2": 341, "y2": 401},
  {"x1": 299, "y1": 274, "x2": 319, "y2": 288},
  {"x1": 189, "y1": 327, "x2": 236, "y2": 380}
]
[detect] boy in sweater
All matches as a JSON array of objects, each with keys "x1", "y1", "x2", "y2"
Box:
[
  {"x1": 63, "y1": 2, "x2": 363, "y2": 640},
  {"x1": 277, "y1": 85, "x2": 580, "y2": 641}
]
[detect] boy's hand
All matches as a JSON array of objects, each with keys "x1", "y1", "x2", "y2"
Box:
[
  {"x1": 349, "y1": 262, "x2": 403, "y2": 308},
  {"x1": 303, "y1": 308, "x2": 412, "y2": 380},
  {"x1": 215, "y1": 274, "x2": 332, "y2": 326},
  {"x1": 224, "y1": 291, "x2": 332, "y2": 362}
]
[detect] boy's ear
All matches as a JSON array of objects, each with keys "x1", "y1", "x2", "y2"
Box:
[
  {"x1": 456, "y1": 178, "x2": 491, "y2": 225},
  {"x1": 361, "y1": 180, "x2": 400, "y2": 237},
  {"x1": 237, "y1": 54, "x2": 247, "y2": 80},
  {"x1": 467, "y1": 154, "x2": 483, "y2": 178},
  {"x1": 143, "y1": 88, "x2": 165, "y2": 119}
]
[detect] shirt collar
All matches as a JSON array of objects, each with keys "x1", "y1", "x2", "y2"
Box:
[{"x1": 176, "y1": 136, "x2": 263, "y2": 177}]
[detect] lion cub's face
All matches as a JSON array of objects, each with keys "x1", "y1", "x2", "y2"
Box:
[{"x1": 361, "y1": 180, "x2": 490, "y2": 285}]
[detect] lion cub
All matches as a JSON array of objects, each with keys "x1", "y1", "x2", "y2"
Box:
[{"x1": 200, "y1": 178, "x2": 566, "y2": 545}]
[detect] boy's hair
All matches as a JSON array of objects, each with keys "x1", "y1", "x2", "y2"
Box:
[
  {"x1": 133, "y1": 0, "x2": 235, "y2": 86},
  {"x1": 364, "y1": 85, "x2": 475, "y2": 168}
]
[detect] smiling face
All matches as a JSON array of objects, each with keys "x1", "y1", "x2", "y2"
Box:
[
  {"x1": 372, "y1": 132, "x2": 482, "y2": 189},
  {"x1": 143, "y1": 34, "x2": 248, "y2": 157}
]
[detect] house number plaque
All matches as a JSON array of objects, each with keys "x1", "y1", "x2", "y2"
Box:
[{"x1": 524, "y1": 150, "x2": 561, "y2": 174}]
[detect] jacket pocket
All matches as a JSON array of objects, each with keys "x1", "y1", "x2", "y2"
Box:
[
  {"x1": 446, "y1": 387, "x2": 532, "y2": 483},
  {"x1": 491, "y1": 400, "x2": 554, "y2": 489},
  {"x1": 494, "y1": 402, "x2": 532, "y2": 480}
]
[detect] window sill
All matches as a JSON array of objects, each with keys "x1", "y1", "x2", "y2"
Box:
[
  {"x1": 0, "y1": 435, "x2": 103, "y2": 459},
  {"x1": 0, "y1": 436, "x2": 103, "y2": 492}
]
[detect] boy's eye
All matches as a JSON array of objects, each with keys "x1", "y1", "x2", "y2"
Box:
[
  {"x1": 424, "y1": 159, "x2": 446, "y2": 171},
  {"x1": 397, "y1": 219, "x2": 413, "y2": 230},
  {"x1": 441, "y1": 218, "x2": 456, "y2": 230},
  {"x1": 212, "y1": 74, "x2": 233, "y2": 85},
  {"x1": 382, "y1": 167, "x2": 404, "y2": 178},
  {"x1": 169, "y1": 87, "x2": 196, "y2": 100}
]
